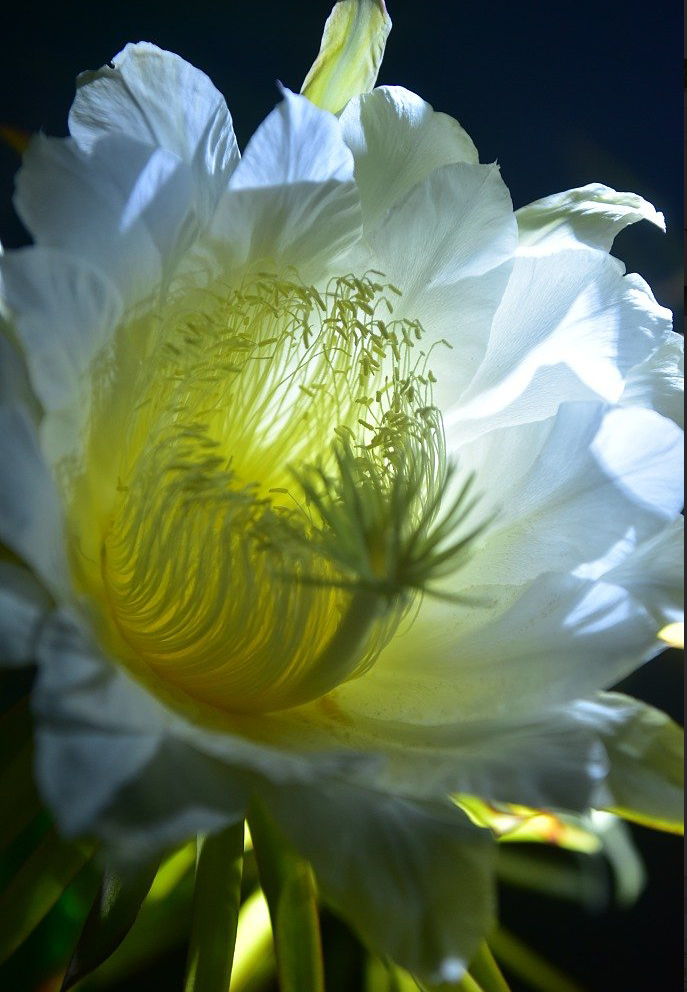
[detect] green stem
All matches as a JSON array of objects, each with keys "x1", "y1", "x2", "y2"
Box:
[
  {"x1": 183, "y1": 820, "x2": 245, "y2": 992},
  {"x1": 248, "y1": 801, "x2": 325, "y2": 992}
]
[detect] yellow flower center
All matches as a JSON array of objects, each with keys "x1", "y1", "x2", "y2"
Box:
[{"x1": 66, "y1": 268, "x2": 462, "y2": 716}]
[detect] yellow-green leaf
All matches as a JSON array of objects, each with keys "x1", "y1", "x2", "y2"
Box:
[
  {"x1": 249, "y1": 801, "x2": 324, "y2": 992},
  {"x1": 229, "y1": 888, "x2": 274, "y2": 992},
  {"x1": 183, "y1": 822, "x2": 245, "y2": 992},
  {"x1": 301, "y1": 0, "x2": 392, "y2": 114}
]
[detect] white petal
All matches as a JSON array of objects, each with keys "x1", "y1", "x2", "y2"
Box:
[
  {"x1": 0, "y1": 247, "x2": 123, "y2": 413},
  {"x1": 0, "y1": 326, "x2": 39, "y2": 416},
  {"x1": 621, "y1": 332, "x2": 684, "y2": 427},
  {"x1": 0, "y1": 403, "x2": 66, "y2": 592},
  {"x1": 334, "y1": 572, "x2": 661, "y2": 725},
  {"x1": 263, "y1": 782, "x2": 495, "y2": 983},
  {"x1": 340, "y1": 85, "x2": 478, "y2": 231},
  {"x1": 15, "y1": 133, "x2": 196, "y2": 306},
  {"x1": 516, "y1": 183, "x2": 665, "y2": 253},
  {"x1": 31, "y1": 609, "x2": 367, "y2": 843},
  {"x1": 91, "y1": 739, "x2": 249, "y2": 859},
  {"x1": 452, "y1": 402, "x2": 684, "y2": 587},
  {"x1": 306, "y1": 697, "x2": 608, "y2": 812},
  {"x1": 370, "y1": 162, "x2": 517, "y2": 405},
  {"x1": 604, "y1": 517, "x2": 684, "y2": 628},
  {"x1": 572, "y1": 693, "x2": 683, "y2": 832},
  {"x1": 449, "y1": 248, "x2": 673, "y2": 437},
  {"x1": 0, "y1": 561, "x2": 51, "y2": 666},
  {"x1": 34, "y1": 615, "x2": 248, "y2": 855},
  {"x1": 205, "y1": 90, "x2": 363, "y2": 278},
  {"x1": 69, "y1": 43, "x2": 239, "y2": 225},
  {"x1": 231, "y1": 88, "x2": 353, "y2": 188}
]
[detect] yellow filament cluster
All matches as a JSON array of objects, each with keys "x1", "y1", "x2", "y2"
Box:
[{"x1": 72, "y1": 268, "x2": 462, "y2": 715}]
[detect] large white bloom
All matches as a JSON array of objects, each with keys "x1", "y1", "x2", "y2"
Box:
[{"x1": 0, "y1": 42, "x2": 683, "y2": 982}]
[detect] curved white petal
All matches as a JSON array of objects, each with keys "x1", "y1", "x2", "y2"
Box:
[
  {"x1": 572, "y1": 693, "x2": 683, "y2": 832},
  {"x1": 370, "y1": 162, "x2": 517, "y2": 406},
  {"x1": 15, "y1": 133, "x2": 196, "y2": 306},
  {"x1": 0, "y1": 327, "x2": 39, "y2": 417},
  {"x1": 453, "y1": 402, "x2": 684, "y2": 587},
  {"x1": 298, "y1": 698, "x2": 608, "y2": 813},
  {"x1": 0, "y1": 247, "x2": 123, "y2": 413},
  {"x1": 69, "y1": 43, "x2": 239, "y2": 226},
  {"x1": 0, "y1": 404, "x2": 66, "y2": 592},
  {"x1": 263, "y1": 782, "x2": 495, "y2": 984},
  {"x1": 333, "y1": 572, "x2": 662, "y2": 726},
  {"x1": 205, "y1": 90, "x2": 362, "y2": 278},
  {"x1": 340, "y1": 85, "x2": 478, "y2": 231},
  {"x1": 516, "y1": 183, "x2": 665, "y2": 253},
  {"x1": 31, "y1": 610, "x2": 370, "y2": 841},
  {"x1": 232, "y1": 88, "x2": 353, "y2": 188},
  {"x1": 621, "y1": 331, "x2": 684, "y2": 428},
  {"x1": 604, "y1": 517, "x2": 684, "y2": 628},
  {"x1": 449, "y1": 248, "x2": 673, "y2": 438}
]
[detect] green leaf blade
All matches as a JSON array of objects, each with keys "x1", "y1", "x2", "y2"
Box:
[
  {"x1": 183, "y1": 821, "x2": 245, "y2": 992},
  {"x1": 61, "y1": 857, "x2": 160, "y2": 991},
  {"x1": 249, "y1": 802, "x2": 325, "y2": 992}
]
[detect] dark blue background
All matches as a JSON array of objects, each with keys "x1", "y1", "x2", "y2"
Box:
[
  {"x1": 1, "y1": 0, "x2": 683, "y2": 326},
  {"x1": 0, "y1": 2, "x2": 682, "y2": 989}
]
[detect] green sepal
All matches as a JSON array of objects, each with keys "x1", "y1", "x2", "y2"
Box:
[
  {"x1": 248, "y1": 802, "x2": 324, "y2": 992},
  {"x1": 301, "y1": 0, "x2": 392, "y2": 114},
  {"x1": 183, "y1": 821, "x2": 245, "y2": 992},
  {"x1": 0, "y1": 827, "x2": 93, "y2": 963},
  {"x1": 60, "y1": 857, "x2": 160, "y2": 990},
  {"x1": 597, "y1": 693, "x2": 684, "y2": 835}
]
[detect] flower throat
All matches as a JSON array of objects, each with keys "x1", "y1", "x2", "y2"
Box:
[{"x1": 72, "y1": 269, "x2": 471, "y2": 715}]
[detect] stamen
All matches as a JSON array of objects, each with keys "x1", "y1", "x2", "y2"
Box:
[{"x1": 74, "y1": 269, "x2": 479, "y2": 715}]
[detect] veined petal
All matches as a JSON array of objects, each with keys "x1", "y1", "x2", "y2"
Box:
[
  {"x1": 452, "y1": 402, "x2": 684, "y2": 587},
  {"x1": 573, "y1": 693, "x2": 684, "y2": 833},
  {"x1": 516, "y1": 183, "x2": 665, "y2": 253},
  {"x1": 303, "y1": 697, "x2": 608, "y2": 812},
  {"x1": 0, "y1": 403, "x2": 66, "y2": 592},
  {"x1": 263, "y1": 781, "x2": 496, "y2": 984},
  {"x1": 69, "y1": 43, "x2": 239, "y2": 225},
  {"x1": 231, "y1": 88, "x2": 354, "y2": 188},
  {"x1": 15, "y1": 133, "x2": 196, "y2": 306},
  {"x1": 340, "y1": 85, "x2": 478, "y2": 231},
  {"x1": 621, "y1": 331, "x2": 684, "y2": 428},
  {"x1": 205, "y1": 91, "x2": 363, "y2": 277},
  {"x1": 0, "y1": 561, "x2": 51, "y2": 666},
  {"x1": 450, "y1": 248, "x2": 673, "y2": 437},
  {"x1": 0, "y1": 247, "x2": 123, "y2": 413},
  {"x1": 604, "y1": 517, "x2": 684, "y2": 629},
  {"x1": 333, "y1": 572, "x2": 663, "y2": 726},
  {"x1": 370, "y1": 161, "x2": 516, "y2": 406}
]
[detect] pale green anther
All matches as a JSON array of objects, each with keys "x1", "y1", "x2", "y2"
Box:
[{"x1": 301, "y1": 0, "x2": 392, "y2": 114}]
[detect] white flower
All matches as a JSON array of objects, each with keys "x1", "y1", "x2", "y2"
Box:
[{"x1": 0, "y1": 41, "x2": 683, "y2": 982}]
